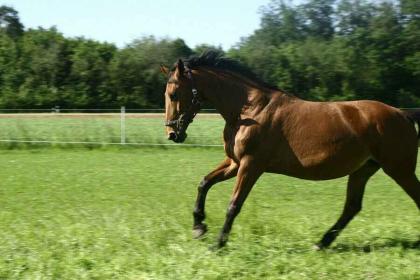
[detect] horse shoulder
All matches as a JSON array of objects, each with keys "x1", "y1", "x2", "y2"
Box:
[{"x1": 223, "y1": 115, "x2": 267, "y2": 162}]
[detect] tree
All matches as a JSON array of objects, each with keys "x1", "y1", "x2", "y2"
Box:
[
  {"x1": 301, "y1": 0, "x2": 335, "y2": 39},
  {"x1": 64, "y1": 38, "x2": 116, "y2": 108},
  {"x1": 0, "y1": 32, "x2": 19, "y2": 107},
  {"x1": 110, "y1": 37, "x2": 193, "y2": 108},
  {"x1": 193, "y1": 44, "x2": 224, "y2": 56},
  {"x1": 335, "y1": 0, "x2": 374, "y2": 35},
  {"x1": 0, "y1": 6, "x2": 24, "y2": 40},
  {"x1": 255, "y1": 0, "x2": 306, "y2": 45},
  {"x1": 0, "y1": 2, "x2": 419, "y2": 109},
  {"x1": 16, "y1": 27, "x2": 75, "y2": 107}
]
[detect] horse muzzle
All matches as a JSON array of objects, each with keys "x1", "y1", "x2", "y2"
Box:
[
  {"x1": 168, "y1": 131, "x2": 177, "y2": 141},
  {"x1": 165, "y1": 117, "x2": 190, "y2": 143},
  {"x1": 167, "y1": 131, "x2": 187, "y2": 143}
]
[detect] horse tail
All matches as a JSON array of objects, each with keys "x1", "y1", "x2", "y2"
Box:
[{"x1": 403, "y1": 109, "x2": 420, "y2": 139}]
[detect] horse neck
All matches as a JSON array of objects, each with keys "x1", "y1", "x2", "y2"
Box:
[{"x1": 195, "y1": 68, "x2": 271, "y2": 123}]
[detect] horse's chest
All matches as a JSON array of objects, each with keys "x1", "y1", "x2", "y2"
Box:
[{"x1": 223, "y1": 124, "x2": 261, "y2": 162}]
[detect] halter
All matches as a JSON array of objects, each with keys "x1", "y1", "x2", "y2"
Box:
[{"x1": 164, "y1": 66, "x2": 201, "y2": 132}]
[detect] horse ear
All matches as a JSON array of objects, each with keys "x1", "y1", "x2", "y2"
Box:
[
  {"x1": 160, "y1": 64, "x2": 169, "y2": 75},
  {"x1": 176, "y1": 59, "x2": 185, "y2": 74}
]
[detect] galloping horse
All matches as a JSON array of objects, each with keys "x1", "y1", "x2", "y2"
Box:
[{"x1": 160, "y1": 51, "x2": 420, "y2": 249}]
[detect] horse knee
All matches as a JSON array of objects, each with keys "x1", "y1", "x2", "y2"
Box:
[
  {"x1": 198, "y1": 178, "x2": 211, "y2": 192},
  {"x1": 198, "y1": 178, "x2": 206, "y2": 190}
]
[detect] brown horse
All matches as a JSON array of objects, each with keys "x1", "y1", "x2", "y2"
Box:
[{"x1": 160, "y1": 52, "x2": 420, "y2": 249}]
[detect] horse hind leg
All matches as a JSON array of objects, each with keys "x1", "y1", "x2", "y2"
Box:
[
  {"x1": 380, "y1": 167, "x2": 420, "y2": 244},
  {"x1": 380, "y1": 150, "x2": 420, "y2": 210},
  {"x1": 386, "y1": 173, "x2": 420, "y2": 210},
  {"x1": 316, "y1": 160, "x2": 380, "y2": 249}
]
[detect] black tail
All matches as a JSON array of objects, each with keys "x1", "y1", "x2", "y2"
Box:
[{"x1": 403, "y1": 109, "x2": 420, "y2": 138}]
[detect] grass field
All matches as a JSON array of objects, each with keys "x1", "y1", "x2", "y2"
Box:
[{"x1": 0, "y1": 147, "x2": 419, "y2": 279}]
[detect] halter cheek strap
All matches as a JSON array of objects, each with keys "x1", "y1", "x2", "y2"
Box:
[{"x1": 185, "y1": 66, "x2": 200, "y2": 106}]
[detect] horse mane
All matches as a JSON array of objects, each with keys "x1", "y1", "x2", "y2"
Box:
[{"x1": 183, "y1": 51, "x2": 280, "y2": 91}]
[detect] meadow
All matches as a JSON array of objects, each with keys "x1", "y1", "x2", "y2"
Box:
[{"x1": 0, "y1": 115, "x2": 419, "y2": 279}]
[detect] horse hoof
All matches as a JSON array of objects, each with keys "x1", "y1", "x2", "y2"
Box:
[
  {"x1": 313, "y1": 243, "x2": 327, "y2": 251},
  {"x1": 209, "y1": 244, "x2": 219, "y2": 251},
  {"x1": 313, "y1": 244, "x2": 323, "y2": 251},
  {"x1": 192, "y1": 224, "x2": 208, "y2": 239},
  {"x1": 209, "y1": 242, "x2": 226, "y2": 251}
]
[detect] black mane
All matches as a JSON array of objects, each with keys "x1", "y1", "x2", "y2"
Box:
[{"x1": 183, "y1": 51, "x2": 279, "y2": 91}]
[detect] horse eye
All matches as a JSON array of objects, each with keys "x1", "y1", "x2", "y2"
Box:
[{"x1": 170, "y1": 92, "x2": 178, "y2": 102}]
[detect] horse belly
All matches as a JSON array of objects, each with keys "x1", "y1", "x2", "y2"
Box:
[{"x1": 266, "y1": 138, "x2": 370, "y2": 180}]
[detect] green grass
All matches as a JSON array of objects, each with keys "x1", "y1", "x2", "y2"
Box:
[
  {"x1": 0, "y1": 114, "x2": 224, "y2": 148},
  {"x1": 0, "y1": 147, "x2": 419, "y2": 279}
]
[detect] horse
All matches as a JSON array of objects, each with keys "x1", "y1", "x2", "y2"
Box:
[{"x1": 160, "y1": 51, "x2": 420, "y2": 249}]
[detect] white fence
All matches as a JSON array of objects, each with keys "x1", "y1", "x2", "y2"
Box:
[{"x1": 0, "y1": 107, "x2": 224, "y2": 147}]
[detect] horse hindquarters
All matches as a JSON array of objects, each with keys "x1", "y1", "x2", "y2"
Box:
[{"x1": 373, "y1": 108, "x2": 420, "y2": 210}]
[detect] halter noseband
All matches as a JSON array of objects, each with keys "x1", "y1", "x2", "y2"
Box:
[{"x1": 165, "y1": 66, "x2": 201, "y2": 131}]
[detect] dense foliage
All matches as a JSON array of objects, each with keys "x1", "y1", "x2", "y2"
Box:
[
  {"x1": 0, "y1": 0, "x2": 418, "y2": 109},
  {"x1": 230, "y1": 0, "x2": 420, "y2": 106}
]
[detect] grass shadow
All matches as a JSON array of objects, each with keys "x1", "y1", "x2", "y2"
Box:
[{"x1": 330, "y1": 237, "x2": 420, "y2": 253}]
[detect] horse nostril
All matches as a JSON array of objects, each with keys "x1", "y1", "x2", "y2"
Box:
[{"x1": 168, "y1": 132, "x2": 177, "y2": 141}]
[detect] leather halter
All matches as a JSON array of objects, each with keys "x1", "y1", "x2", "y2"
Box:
[{"x1": 164, "y1": 66, "x2": 201, "y2": 131}]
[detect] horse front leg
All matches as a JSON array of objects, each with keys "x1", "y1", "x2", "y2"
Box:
[
  {"x1": 193, "y1": 158, "x2": 238, "y2": 238},
  {"x1": 216, "y1": 157, "x2": 263, "y2": 248}
]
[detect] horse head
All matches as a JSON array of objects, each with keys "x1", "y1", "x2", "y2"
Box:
[{"x1": 160, "y1": 59, "x2": 201, "y2": 143}]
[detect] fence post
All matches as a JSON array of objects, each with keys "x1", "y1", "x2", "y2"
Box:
[{"x1": 120, "y1": 106, "x2": 126, "y2": 144}]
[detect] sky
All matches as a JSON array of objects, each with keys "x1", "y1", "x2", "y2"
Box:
[{"x1": 4, "y1": 0, "x2": 273, "y2": 50}]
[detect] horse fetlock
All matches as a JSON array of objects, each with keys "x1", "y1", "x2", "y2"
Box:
[
  {"x1": 217, "y1": 233, "x2": 229, "y2": 248},
  {"x1": 319, "y1": 230, "x2": 340, "y2": 248},
  {"x1": 315, "y1": 239, "x2": 332, "y2": 250},
  {"x1": 193, "y1": 209, "x2": 205, "y2": 222}
]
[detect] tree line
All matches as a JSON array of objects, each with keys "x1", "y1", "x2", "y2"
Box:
[{"x1": 0, "y1": 0, "x2": 418, "y2": 109}]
